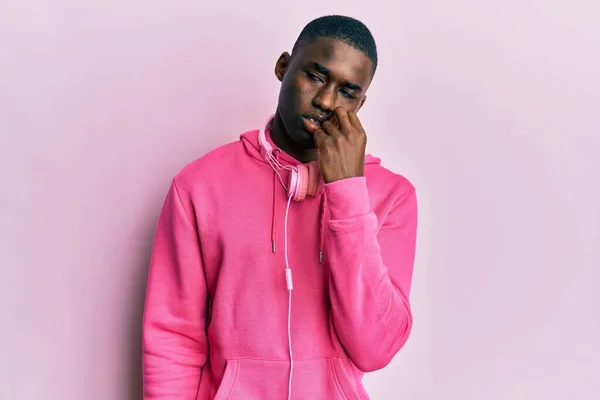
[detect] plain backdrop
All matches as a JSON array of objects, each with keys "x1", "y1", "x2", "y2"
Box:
[{"x1": 1, "y1": 1, "x2": 599, "y2": 399}]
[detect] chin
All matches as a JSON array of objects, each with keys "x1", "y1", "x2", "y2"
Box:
[{"x1": 291, "y1": 129, "x2": 315, "y2": 149}]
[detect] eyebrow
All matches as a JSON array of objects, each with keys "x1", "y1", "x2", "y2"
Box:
[{"x1": 309, "y1": 62, "x2": 363, "y2": 92}]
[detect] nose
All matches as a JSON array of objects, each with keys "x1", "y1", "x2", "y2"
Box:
[{"x1": 312, "y1": 86, "x2": 336, "y2": 112}]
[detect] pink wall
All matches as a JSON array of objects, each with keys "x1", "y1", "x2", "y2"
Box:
[{"x1": 1, "y1": 1, "x2": 598, "y2": 399}]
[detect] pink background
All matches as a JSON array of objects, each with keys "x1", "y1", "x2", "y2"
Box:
[{"x1": 1, "y1": 1, "x2": 598, "y2": 399}]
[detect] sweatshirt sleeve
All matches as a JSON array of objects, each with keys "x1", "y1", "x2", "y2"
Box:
[
  {"x1": 324, "y1": 176, "x2": 417, "y2": 372},
  {"x1": 142, "y1": 179, "x2": 208, "y2": 398}
]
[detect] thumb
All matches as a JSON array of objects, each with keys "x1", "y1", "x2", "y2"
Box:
[{"x1": 313, "y1": 128, "x2": 327, "y2": 149}]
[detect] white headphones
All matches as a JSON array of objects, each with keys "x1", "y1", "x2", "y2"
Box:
[
  {"x1": 258, "y1": 115, "x2": 320, "y2": 201},
  {"x1": 258, "y1": 115, "x2": 325, "y2": 399}
]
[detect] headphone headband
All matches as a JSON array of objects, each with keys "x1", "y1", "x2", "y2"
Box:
[
  {"x1": 258, "y1": 114, "x2": 275, "y2": 161},
  {"x1": 257, "y1": 114, "x2": 319, "y2": 202}
]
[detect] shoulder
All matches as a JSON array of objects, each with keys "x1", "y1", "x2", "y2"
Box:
[
  {"x1": 171, "y1": 139, "x2": 244, "y2": 193},
  {"x1": 366, "y1": 161, "x2": 416, "y2": 204}
]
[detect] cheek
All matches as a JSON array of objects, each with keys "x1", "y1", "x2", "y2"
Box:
[
  {"x1": 350, "y1": 101, "x2": 362, "y2": 112},
  {"x1": 335, "y1": 97, "x2": 359, "y2": 113},
  {"x1": 287, "y1": 78, "x2": 314, "y2": 105},
  {"x1": 279, "y1": 78, "x2": 299, "y2": 107}
]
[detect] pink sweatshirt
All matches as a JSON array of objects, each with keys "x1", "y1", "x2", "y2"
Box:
[{"x1": 142, "y1": 125, "x2": 418, "y2": 399}]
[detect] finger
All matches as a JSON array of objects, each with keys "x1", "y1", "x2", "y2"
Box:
[
  {"x1": 313, "y1": 127, "x2": 328, "y2": 148},
  {"x1": 347, "y1": 111, "x2": 364, "y2": 133},
  {"x1": 331, "y1": 107, "x2": 352, "y2": 133},
  {"x1": 321, "y1": 119, "x2": 342, "y2": 138}
]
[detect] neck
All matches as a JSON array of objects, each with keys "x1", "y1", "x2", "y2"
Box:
[{"x1": 271, "y1": 113, "x2": 317, "y2": 164}]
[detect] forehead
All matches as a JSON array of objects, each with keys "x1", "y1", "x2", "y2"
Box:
[{"x1": 295, "y1": 37, "x2": 373, "y2": 86}]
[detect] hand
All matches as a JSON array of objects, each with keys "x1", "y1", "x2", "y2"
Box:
[{"x1": 312, "y1": 107, "x2": 367, "y2": 184}]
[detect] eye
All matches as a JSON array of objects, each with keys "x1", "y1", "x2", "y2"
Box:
[
  {"x1": 340, "y1": 89, "x2": 356, "y2": 99},
  {"x1": 305, "y1": 70, "x2": 323, "y2": 82}
]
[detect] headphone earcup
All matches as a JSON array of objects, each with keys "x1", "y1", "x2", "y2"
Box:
[
  {"x1": 288, "y1": 168, "x2": 299, "y2": 200},
  {"x1": 287, "y1": 162, "x2": 319, "y2": 201},
  {"x1": 292, "y1": 164, "x2": 309, "y2": 201}
]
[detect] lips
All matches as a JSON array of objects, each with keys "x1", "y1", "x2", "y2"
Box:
[
  {"x1": 303, "y1": 112, "x2": 327, "y2": 125},
  {"x1": 302, "y1": 112, "x2": 327, "y2": 133}
]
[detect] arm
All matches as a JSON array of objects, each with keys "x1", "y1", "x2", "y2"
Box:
[
  {"x1": 325, "y1": 177, "x2": 417, "y2": 372},
  {"x1": 142, "y1": 179, "x2": 208, "y2": 398}
]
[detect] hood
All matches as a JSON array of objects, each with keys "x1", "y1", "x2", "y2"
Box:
[{"x1": 239, "y1": 126, "x2": 380, "y2": 265}]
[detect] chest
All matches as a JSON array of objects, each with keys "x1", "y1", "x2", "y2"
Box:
[{"x1": 198, "y1": 178, "x2": 329, "y2": 295}]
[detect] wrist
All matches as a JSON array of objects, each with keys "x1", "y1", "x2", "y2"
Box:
[{"x1": 324, "y1": 177, "x2": 370, "y2": 220}]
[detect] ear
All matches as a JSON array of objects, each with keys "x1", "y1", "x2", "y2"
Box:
[{"x1": 275, "y1": 52, "x2": 291, "y2": 82}]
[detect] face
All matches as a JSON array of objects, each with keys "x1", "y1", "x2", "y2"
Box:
[{"x1": 274, "y1": 37, "x2": 374, "y2": 150}]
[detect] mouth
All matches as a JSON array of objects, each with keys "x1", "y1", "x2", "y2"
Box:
[{"x1": 302, "y1": 113, "x2": 327, "y2": 133}]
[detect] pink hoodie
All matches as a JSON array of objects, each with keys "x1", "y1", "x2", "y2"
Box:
[{"x1": 142, "y1": 125, "x2": 418, "y2": 399}]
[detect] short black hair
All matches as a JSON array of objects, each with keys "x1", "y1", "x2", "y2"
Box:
[{"x1": 291, "y1": 15, "x2": 378, "y2": 75}]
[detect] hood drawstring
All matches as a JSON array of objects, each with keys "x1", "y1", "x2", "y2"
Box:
[
  {"x1": 271, "y1": 167, "x2": 278, "y2": 253},
  {"x1": 269, "y1": 150, "x2": 326, "y2": 264},
  {"x1": 318, "y1": 194, "x2": 326, "y2": 264}
]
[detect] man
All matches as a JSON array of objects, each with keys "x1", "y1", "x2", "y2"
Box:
[{"x1": 142, "y1": 14, "x2": 418, "y2": 399}]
